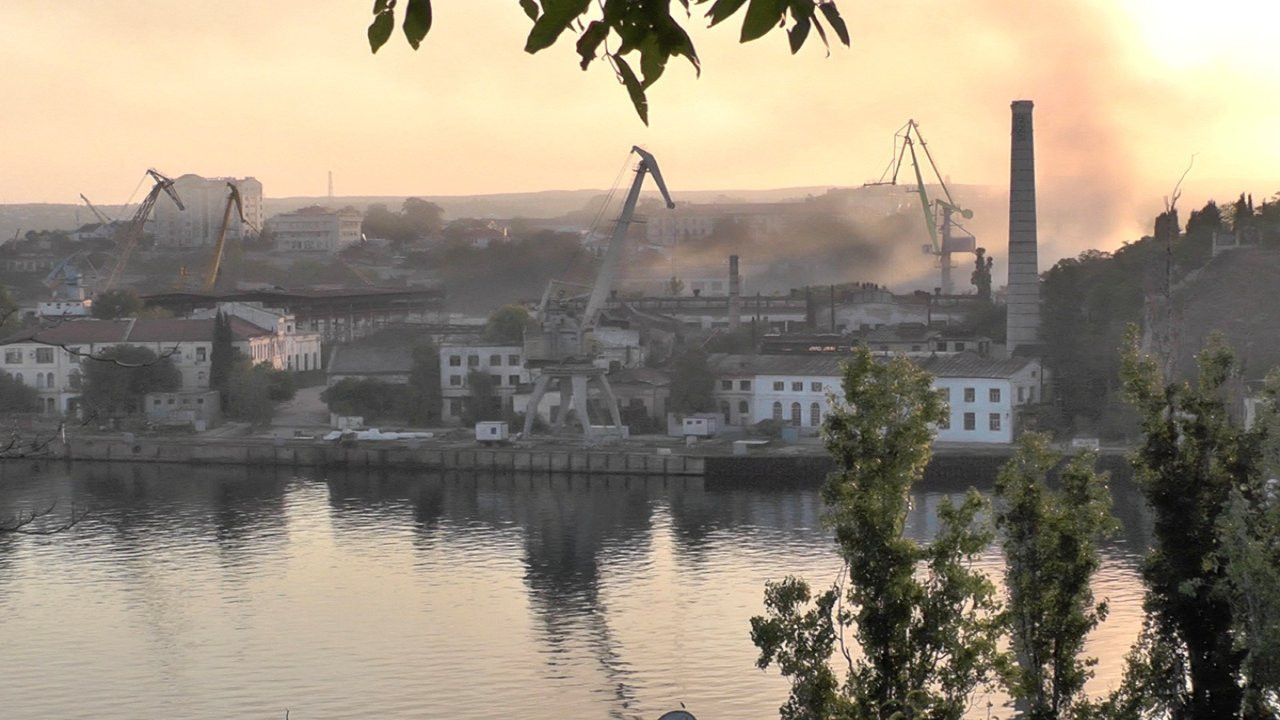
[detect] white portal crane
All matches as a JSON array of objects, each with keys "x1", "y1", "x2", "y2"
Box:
[{"x1": 522, "y1": 146, "x2": 675, "y2": 439}]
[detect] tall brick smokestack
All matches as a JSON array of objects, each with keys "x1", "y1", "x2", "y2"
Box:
[
  {"x1": 728, "y1": 255, "x2": 741, "y2": 331},
  {"x1": 1006, "y1": 100, "x2": 1041, "y2": 355}
]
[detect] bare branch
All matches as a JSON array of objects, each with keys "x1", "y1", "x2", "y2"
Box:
[{"x1": 0, "y1": 500, "x2": 88, "y2": 535}]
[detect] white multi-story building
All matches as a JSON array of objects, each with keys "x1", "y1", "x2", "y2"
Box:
[
  {"x1": 707, "y1": 352, "x2": 1043, "y2": 444},
  {"x1": 0, "y1": 315, "x2": 318, "y2": 415},
  {"x1": 266, "y1": 206, "x2": 363, "y2": 252},
  {"x1": 152, "y1": 174, "x2": 264, "y2": 248},
  {"x1": 439, "y1": 343, "x2": 530, "y2": 422}
]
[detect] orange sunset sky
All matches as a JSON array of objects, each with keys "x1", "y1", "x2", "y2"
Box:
[{"x1": 2, "y1": 0, "x2": 1277, "y2": 257}]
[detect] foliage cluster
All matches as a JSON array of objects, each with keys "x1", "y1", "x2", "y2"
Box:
[
  {"x1": 0, "y1": 369, "x2": 40, "y2": 412},
  {"x1": 667, "y1": 347, "x2": 715, "y2": 416},
  {"x1": 81, "y1": 345, "x2": 181, "y2": 417},
  {"x1": 367, "y1": 0, "x2": 849, "y2": 124},
  {"x1": 751, "y1": 349, "x2": 1007, "y2": 719},
  {"x1": 362, "y1": 198, "x2": 444, "y2": 246}
]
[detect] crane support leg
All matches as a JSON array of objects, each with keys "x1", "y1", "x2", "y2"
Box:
[
  {"x1": 523, "y1": 374, "x2": 552, "y2": 436},
  {"x1": 570, "y1": 375, "x2": 592, "y2": 437},
  {"x1": 595, "y1": 375, "x2": 623, "y2": 429},
  {"x1": 556, "y1": 379, "x2": 572, "y2": 427}
]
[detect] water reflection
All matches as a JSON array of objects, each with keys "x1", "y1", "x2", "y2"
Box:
[{"x1": 0, "y1": 461, "x2": 1152, "y2": 720}]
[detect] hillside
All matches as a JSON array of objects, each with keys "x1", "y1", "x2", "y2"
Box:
[{"x1": 1170, "y1": 246, "x2": 1280, "y2": 381}]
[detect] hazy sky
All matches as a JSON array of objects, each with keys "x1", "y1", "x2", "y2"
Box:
[{"x1": 3, "y1": 0, "x2": 1278, "y2": 256}]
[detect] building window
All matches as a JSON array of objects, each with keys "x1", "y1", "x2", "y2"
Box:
[
  {"x1": 963, "y1": 412, "x2": 976, "y2": 430},
  {"x1": 35, "y1": 348, "x2": 53, "y2": 364},
  {"x1": 489, "y1": 354, "x2": 502, "y2": 366},
  {"x1": 964, "y1": 387, "x2": 975, "y2": 403},
  {"x1": 938, "y1": 413, "x2": 950, "y2": 430},
  {"x1": 449, "y1": 375, "x2": 462, "y2": 386},
  {"x1": 196, "y1": 346, "x2": 207, "y2": 362},
  {"x1": 989, "y1": 413, "x2": 1001, "y2": 431},
  {"x1": 790, "y1": 381, "x2": 801, "y2": 392},
  {"x1": 153, "y1": 398, "x2": 162, "y2": 406},
  {"x1": 720, "y1": 400, "x2": 730, "y2": 418},
  {"x1": 936, "y1": 341, "x2": 948, "y2": 351},
  {"x1": 989, "y1": 388, "x2": 1001, "y2": 403},
  {"x1": 911, "y1": 345, "x2": 921, "y2": 352},
  {"x1": 810, "y1": 402, "x2": 821, "y2": 427},
  {"x1": 449, "y1": 355, "x2": 461, "y2": 367},
  {"x1": 773, "y1": 381, "x2": 784, "y2": 391},
  {"x1": 810, "y1": 382, "x2": 822, "y2": 392},
  {"x1": 1018, "y1": 386, "x2": 1025, "y2": 403},
  {"x1": 508, "y1": 375, "x2": 520, "y2": 386},
  {"x1": 772, "y1": 401, "x2": 783, "y2": 421},
  {"x1": 14, "y1": 373, "x2": 23, "y2": 385},
  {"x1": 449, "y1": 398, "x2": 462, "y2": 416},
  {"x1": 939, "y1": 387, "x2": 951, "y2": 404},
  {"x1": 721, "y1": 380, "x2": 733, "y2": 390},
  {"x1": 739, "y1": 380, "x2": 751, "y2": 391},
  {"x1": 4, "y1": 349, "x2": 21, "y2": 364},
  {"x1": 955, "y1": 342, "x2": 966, "y2": 351},
  {"x1": 198, "y1": 371, "x2": 206, "y2": 383},
  {"x1": 467, "y1": 355, "x2": 479, "y2": 367},
  {"x1": 508, "y1": 354, "x2": 520, "y2": 365},
  {"x1": 739, "y1": 400, "x2": 749, "y2": 415},
  {"x1": 790, "y1": 402, "x2": 802, "y2": 426}
]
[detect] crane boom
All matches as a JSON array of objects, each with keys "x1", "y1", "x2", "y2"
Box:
[
  {"x1": 581, "y1": 146, "x2": 675, "y2": 330},
  {"x1": 203, "y1": 183, "x2": 245, "y2": 290},
  {"x1": 102, "y1": 169, "x2": 183, "y2": 292},
  {"x1": 79, "y1": 194, "x2": 115, "y2": 224}
]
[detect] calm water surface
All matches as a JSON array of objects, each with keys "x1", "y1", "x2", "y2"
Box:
[{"x1": 0, "y1": 461, "x2": 1150, "y2": 719}]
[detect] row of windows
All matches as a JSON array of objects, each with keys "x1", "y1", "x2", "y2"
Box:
[
  {"x1": 3, "y1": 348, "x2": 54, "y2": 364},
  {"x1": 938, "y1": 412, "x2": 1002, "y2": 432},
  {"x1": 941, "y1": 387, "x2": 1003, "y2": 404},
  {"x1": 447, "y1": 353, "x2": 521, "y2": 368},
  {"x1": 719, "y1": 379, "x2": 752, "y2": 391},
  {"x1": 448, "y1": 374, "x2": 522, "y2": 387},
  {"x1": 765, "y1": 380, "x2": 824, "y2": 393},
  {"x1": 8, "y1": 371, "x2": 57, "y2": 388},
  {"x1": 766, "y1": 401, "x2": 822, "y2": 427}
]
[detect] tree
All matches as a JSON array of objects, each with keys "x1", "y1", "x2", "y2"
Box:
[
  {"x1": 482, "y1": 305, "x2": 531, "y2": 344},
  {"x1": 401, "y1": 197, "x2": 444, "y2": 238},
  {"x1": 367, "y1": 0, "x2": 849, "y2": 124},
  {"x1": 750, "y1": 348, "x2": 1008, "y2": 719},
  {"x1": 1119, "y1": 328, "x2": 1257, "y2": 718},
  {"x1": 224, "y1": 358, "x2": 275, "y2": 426},
  {"x1": 667, "y1": 347, "x2": 714, "y2": 415},
  {"x1": 208, "y1": 311, "x2": 234, "y2": 398},
  {"x1": 81, "y1": 345, "x2": 181, "y2": 416},
  {"x1": 995, "y1": 433, "x2": 1116, "y2": 720},
  {"x1": 0, "y1": 370, "x2": 40, "y2": 412},
  {"x1": 321, "y1": 377, "x2": 406, "y2": 421},
  {"x1": 462, "y1": 369, "x2": 502, "y2": 425},
  {"x1": 406, "y1": 340, "x2": 442, "y2": 425},
  {"x1": 90, "y1": 289, "x2": 143, "y2": 319}
]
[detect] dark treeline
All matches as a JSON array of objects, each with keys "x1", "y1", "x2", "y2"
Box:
[{"x1": 1041, "y1": 193, "x2": 1280, "y2": 439}]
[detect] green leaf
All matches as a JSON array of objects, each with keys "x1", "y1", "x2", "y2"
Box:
[
  {"x1": 639, "y1": 33, "x2": 667, "y2": 88},
  {"x1": 367, "y1": 11, "x2": 394, "y2": 53},
  {"x1": 402, "y1": 0, "x2": 433, "y2": 49},
  {"x1": 705, "y1": 0, "x2": 748, "y2": 27},
  {"x1": 787, "y1": 13, "x2": 810, "y2": 53},
  {"x1": 519, "y1": 0, "x2": 539, "y2": 21},
  {"x1": 575, "y1": 20, "x2": 609, "y2": 70},
  {"x1": 372, "y1": 0, "x2": 390, "y2": 13},
  {"x1": 818, "y1": 2, "x2": 850, "y2": 46},
  {"x1": 525, "y1": 0, "x2": 591, "y2": 53},
  {"x1": 740, "y1": 0, "x2": 785, "y2": 42},
  {"x1": 664, "y1": 19, "x2": 701, "y2": 75},
  {"x1": 613, "y1": 54, "x2": 649, "y2": 125}
]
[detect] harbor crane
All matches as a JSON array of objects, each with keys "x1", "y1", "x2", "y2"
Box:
[
  {"x1": 868, "y1": 120, "x2": 977, "y2": 294},
  {"x1": 522, "y1": 146, "x2": 675, "y2": 439},
  {"x1": 102, "y1": 169, "x2": 184, "y2": 291},
  {"x1": 79, "y1": 194, "x2": 115, "y2": 225},
  {"x1": 203, "y1": 182, "x2": 246, "y2": 291}
]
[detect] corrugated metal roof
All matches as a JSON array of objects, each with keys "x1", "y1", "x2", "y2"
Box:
[
  {"x1": 1, "y1": 317, "x2": 272, "y2": 346},
  {"x1": 915, "y1": 352, "x2": 1037, "y2": 378}
]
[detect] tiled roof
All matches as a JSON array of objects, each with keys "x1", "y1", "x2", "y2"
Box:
[
  {"x1": 1, "y1": 316, "x2": 272, "y2": 346},
  {"x1": 914, "y1": 352, "x2": 1037, "y2": 378},
  {"x1": 327, "y1": 344, "x2": 414, "y2": 376}
]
